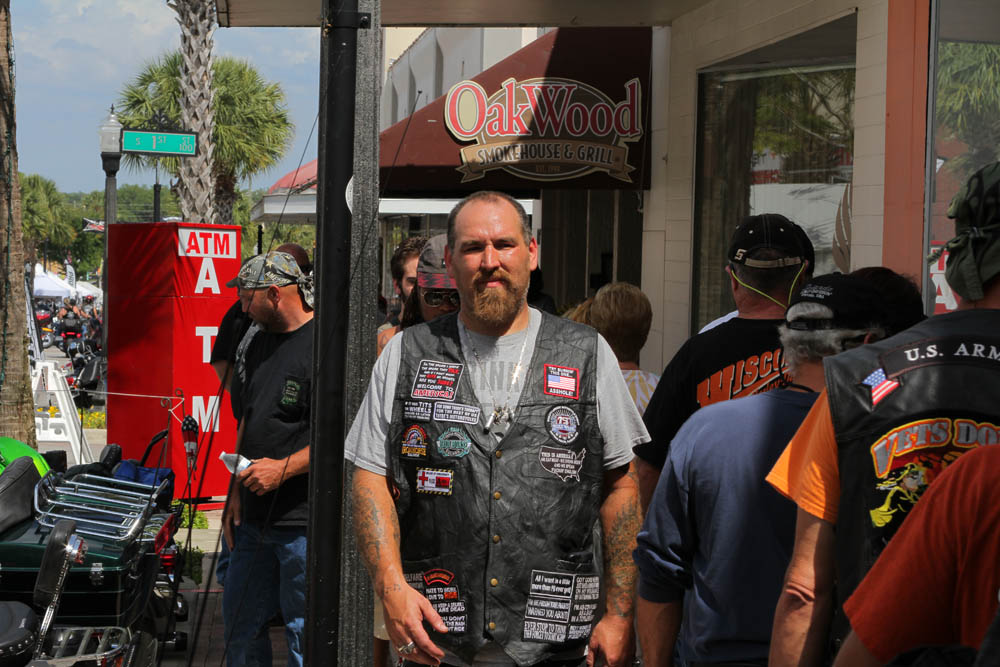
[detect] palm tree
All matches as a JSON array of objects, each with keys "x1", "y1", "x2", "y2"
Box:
[
  {"x1": 20, "y1": 173, "x2": 75, "y2": 266},
  {"x1": 0, "y1": 1, "x2": 37, "y2": 447},
  {"x1": 117, "y1": 52, "x2": 293, "y2": 226},
  {"x1": 168, "y1": 0, "x2": 216, "y2": 224}
]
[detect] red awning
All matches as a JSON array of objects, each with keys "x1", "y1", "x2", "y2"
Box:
[
  {"x1": 379, "y1": 27, "x2": 652, "y2": 198},
  {"x1": 268, "y1": 159, "x2": 317, "y2": 194}
]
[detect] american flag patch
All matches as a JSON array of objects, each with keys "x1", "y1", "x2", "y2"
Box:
[
  {"x1": 863, "y1": 368, "x2": 899, "y2": 406},
  {"x1": 544, "y1": 364, "x2": 580, "y2": 399}
]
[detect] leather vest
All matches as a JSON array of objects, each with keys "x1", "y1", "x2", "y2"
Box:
[
  {"x1": 388, "y1": 312, "x2": 605, "y2": 666},
  {"x1": 826, "y1": 310, "x2": 1000, "y2": 640}
]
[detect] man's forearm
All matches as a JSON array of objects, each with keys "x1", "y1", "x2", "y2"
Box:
[
  {"x1": 352, "y1": 467, "x2": 404, "y2": 596},
  {"x1": 769, "y1": 510, "x2": 837, "y2": 667},
  {"x1": 770, "y1": 585, "x2": 833, "y2": 666},
  {"x1": 600, "y1": 463, "x2": 641, "y2": 619},
  {"x1": 636, "y1": 597, "x2": 681, "y2": 667},
  {"x1": 635, "y1": 457, "x2": 660, "y2": 515},
  {"x1": 283, "y1": 445, "x2": 310, "y2": 477}
]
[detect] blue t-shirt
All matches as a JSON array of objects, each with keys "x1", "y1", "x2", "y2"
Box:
[{"x1": 633, "y1": 388, "x2": 817, "y2": 663}]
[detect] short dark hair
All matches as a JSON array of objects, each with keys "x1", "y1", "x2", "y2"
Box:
[
  {"x1": 446, "y1": 191, "x2": 530, "y2": 248},
  {"x1": 390, "y1": 236, "x2": 428, "y2": 283},
  {"x1": 731, "y1": 247, "x2": 807, "y2": 297},
  {"x1": 399, "y1": 286, "x2": 425, "y2": 329},
  {"x1": 590, "y1": 283, "x2": 653, "y2": 364},
  {"x1": 849, "y1": 266, "x2": 925, "y2": 336}
]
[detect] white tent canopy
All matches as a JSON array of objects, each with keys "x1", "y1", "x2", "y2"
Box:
[
  {"x1": 32, "y1": 264, "x2": 77, "y2": 300},
  {"x1": 33, "y1": 272, "x2": 71, "y2": 299},
  {"x1": 75, "y1": 281, "x2": 101, "y2": 299}
]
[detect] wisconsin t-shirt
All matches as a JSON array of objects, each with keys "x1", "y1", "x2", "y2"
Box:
[{"x1": 635, "y1": 318, "x2": 785, "y2": 468}]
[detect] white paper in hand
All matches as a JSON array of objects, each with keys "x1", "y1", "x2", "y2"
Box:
[{"x1": 219, "y1": 451, "x2": 252, "y2": 474}]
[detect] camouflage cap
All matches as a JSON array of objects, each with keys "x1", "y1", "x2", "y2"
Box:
[
  {"x1": 230, "y1": 251, "x2": 314, "y2": 308},
  {"x1": 933, "y1": 161, "x2": 1000, "y2": 302}
]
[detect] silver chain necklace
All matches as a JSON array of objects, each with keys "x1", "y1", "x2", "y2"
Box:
[{"x1": 463, "y1": 326, "x2": 530, "y2": 432}]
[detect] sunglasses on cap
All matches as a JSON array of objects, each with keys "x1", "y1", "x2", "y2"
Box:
[{"x1": 421, "y1": 290, "x2": 460, "y2": 308}]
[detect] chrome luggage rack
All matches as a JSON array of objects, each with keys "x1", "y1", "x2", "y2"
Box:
[
  {"x1": 34, "y1": 473, "x2": 169, "y2": 542},
  {"x1": 37, "y1": 625, "x2": 130, "y2": 665}
]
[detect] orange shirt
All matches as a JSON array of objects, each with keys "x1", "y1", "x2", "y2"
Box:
[
  {"x1": 765, "y1": 390, "x2": 840, "y2": 523},
  {"x1": 844, "y1": 445, "x2": 1000, "y2": 660}
]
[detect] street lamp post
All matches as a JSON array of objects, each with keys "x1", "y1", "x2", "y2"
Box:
[{"x1": 98, "y1": 107, "x2": 122, "y2": 365}]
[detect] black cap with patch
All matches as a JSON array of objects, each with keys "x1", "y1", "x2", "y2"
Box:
[
  {"x1": 728, "y1": 213, "x2": 811, "y2": 269},
  {"x1": 785, "y1": 273, "x2": 883, "y2": 331}
]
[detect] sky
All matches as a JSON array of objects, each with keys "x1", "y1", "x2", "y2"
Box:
[{"x1": 12, "y1": 0, "x2": 321, "y2": 194}]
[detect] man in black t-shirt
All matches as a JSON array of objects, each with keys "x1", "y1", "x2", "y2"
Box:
[
  {"x1": 635, "y1": 214, "x2": 814, "y2": 510},
  {"x1": 221, "y1": 250, "x2": 314, "y2": 667}
]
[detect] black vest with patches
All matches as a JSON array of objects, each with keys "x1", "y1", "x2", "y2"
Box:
[
  {"x1": 388, "y1": 312, "x2": 605, "y2": 666},
  {"x1": 826, "y1": 310, "x2": 1000, "y2": 641}
]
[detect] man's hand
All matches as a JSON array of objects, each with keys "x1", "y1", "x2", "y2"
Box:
[
  {"x1": 380, "y1": 574, "x2": 448, "y2": 665},
  {"x1": 237, "y1": 457, "x2": 289, "y2": 495},
  {"x1": 587, "y1": 613, "x2": 633, "y2": 667},
  {"x1": 222, "y1": 483, "x2": 241, "y2": 550}
]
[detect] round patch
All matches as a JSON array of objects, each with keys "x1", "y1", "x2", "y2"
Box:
[
  {"x1": 437, "y1": 427, "x2": 472, "y2": 458},
  {"x1": 401, "y1": 424, "x2": 428, "y2": 458},
  {"x1": 546, "y1": 406, "x2": 580, "y2": 444}
]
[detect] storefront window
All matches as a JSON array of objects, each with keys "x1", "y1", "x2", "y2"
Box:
[
  {"x1": 692, "y1": 29, "x2": 856, "y2": 330},
  {"x1": 925, "y1": 1, "x2": 1000, "y2": 312}
]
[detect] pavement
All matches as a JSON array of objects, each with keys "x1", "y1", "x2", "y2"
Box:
[{"x1": 82, "y1": 430, "x2": 289, "y2": 666}]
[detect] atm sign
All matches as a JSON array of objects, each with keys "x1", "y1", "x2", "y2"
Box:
[{"x1": 177, "y1": 228, "x2": 238, "y2": 259}]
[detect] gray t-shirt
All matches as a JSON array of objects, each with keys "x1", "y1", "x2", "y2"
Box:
[
  {"x1": 345, "y1": 309, "x2": 648, "y2": 667},
  {"x1": 346, "y1": 308, "x2": 646, "y2": 476}
]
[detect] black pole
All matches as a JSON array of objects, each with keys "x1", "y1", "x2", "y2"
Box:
[
  {"x1": 257, "y1": 223, "x2": 263, "y2": 255},
  {"x1": 153, "y1": 160, "x2": 161, "y2": 222},
  {"x1": 307, "y1": 0, "x2": 362, "y2": 663},
  {"x1": 101, "y1": 152, "x2": 119, "y2": 362}
]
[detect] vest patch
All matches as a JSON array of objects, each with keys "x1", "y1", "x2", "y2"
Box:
[
  {"x1": 523, "y1": 571, "x2": 599, "y2": 643},
  {"x1": 539, "y1": 446, "x2": 586, "y2": 482},
  {"x1": 437, "y1": 428, "x2": 472, "y2": 458},
  {"x1": 401, "y1": 425, "x2": 428, "y2": 458},
  {"x1": 433, "y1": 401, "x2": 481, "y2": 425},
  {"x1": 544, "y1": 364, "x2": 580, "y2": 399},
  {"x1": 546, "y1": 406, "x2": 580, "y2": 444},
  {"x1": 411, "y1": 360, "x2": 464, "y2": 401},
  {"x1": 416, "y1": 468, "x2": 453, "y2": 495},
  {"x1": 406, "y1": 569, "x2": 467, "y2": 634},
  {"x1": 403, "y1": 400, "x2": 433, "y2": 422},
  {"x1": 867, "y1": 417, "x2": 992, "y2": 529},
  {"x1": 881, "y1": 335, "x2": 1000, "y2": 377}
]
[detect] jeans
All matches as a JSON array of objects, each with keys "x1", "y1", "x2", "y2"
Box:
[{"x1": 223, "y1": 522, "x2": 306, "y2": 667}]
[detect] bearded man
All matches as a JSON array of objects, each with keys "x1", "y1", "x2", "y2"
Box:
[{"x1": 346, "y1": 190, "x2": 648, "y2": 667}]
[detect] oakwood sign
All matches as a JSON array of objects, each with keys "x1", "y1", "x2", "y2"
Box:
[{"x1": 444, "y1": 77, "x2": 644, "y2": 183}]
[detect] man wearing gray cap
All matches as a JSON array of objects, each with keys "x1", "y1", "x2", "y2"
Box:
[
  {"x1": 222, "y1": 250, "x2": 315, "y2": 667},
  {"x1": 768, "y1": 161, "x2": 1000, "y2": 667}
]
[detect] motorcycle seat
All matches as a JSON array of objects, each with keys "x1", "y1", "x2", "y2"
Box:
[
  {"x1": 0, "y1": 600, "x2": 37, "y2": 667},
  {"x1": 0, "y1": 458, "x2": 41, "y2": 536}
]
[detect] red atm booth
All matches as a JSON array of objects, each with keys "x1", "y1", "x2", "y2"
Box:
[{"x1": 107, "y1": 222, "x2": 241, "y2": 501}]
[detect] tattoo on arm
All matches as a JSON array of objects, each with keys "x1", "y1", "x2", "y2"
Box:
[
  {"x1": 353, "y1": 473, "x2": 401, "y2": 590},
  {"x1": 601, "y1": 465, "x2": 641, "y2": 619}
]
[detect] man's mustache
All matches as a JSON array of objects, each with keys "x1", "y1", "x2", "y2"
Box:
[{"x1": 474, "y1": 270, "x2": 512, "y2": 288}]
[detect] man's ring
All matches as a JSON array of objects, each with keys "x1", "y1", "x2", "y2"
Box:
[{"x1": 397, "y1": 641, "x2": 417, "y2": 655}]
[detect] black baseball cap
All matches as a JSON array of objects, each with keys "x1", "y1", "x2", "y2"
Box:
[
  {"x1": 728, "y1": 213, "x2": 812, "y2": 269},
  {"x1": 785, "y1": 273, "x2": 883, "y2": 331}
]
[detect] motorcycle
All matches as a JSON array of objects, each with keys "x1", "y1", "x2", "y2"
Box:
[
  {"x1": 0, "y1": 432, "x2": 187, "y2": 663},
  {"x1": 0, "y1": 458, "x2": 151, "y2": 666}
]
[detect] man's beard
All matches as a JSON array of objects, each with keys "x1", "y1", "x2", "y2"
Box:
[{"x1": 469, "y1": 269, "x2": 527, "y2": 329}]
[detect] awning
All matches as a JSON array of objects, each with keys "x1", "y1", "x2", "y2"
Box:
[
  {"x1": 216, "y1": 0, "x2": 703, "y2": 27},
  {"x1": 379, "y1": 27, "x2": 652, "y2": 198}
]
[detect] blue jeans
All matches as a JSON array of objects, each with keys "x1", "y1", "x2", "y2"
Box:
[{"x1": 223, "y1": 522, "x2": 307, "y2": 667}]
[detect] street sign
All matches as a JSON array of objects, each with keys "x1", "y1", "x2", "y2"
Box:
[{"x1": 121, "y1": 129, "x2": 198, "y2": 157}]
